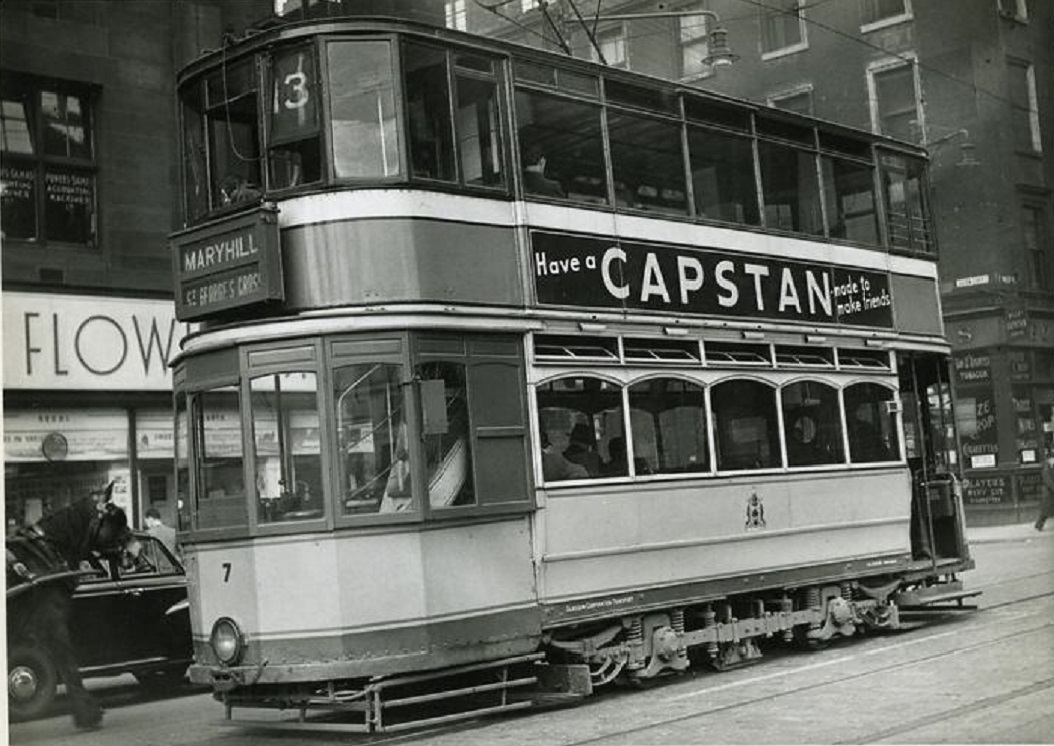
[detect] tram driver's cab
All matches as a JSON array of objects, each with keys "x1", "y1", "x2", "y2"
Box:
[{"x1": 898, "y1": 352, "x2": 969, "y2": 563}]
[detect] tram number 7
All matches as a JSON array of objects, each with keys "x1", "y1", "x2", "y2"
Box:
[{"x1": 221, "y1": 562, "x2": 232, "y2": 583}]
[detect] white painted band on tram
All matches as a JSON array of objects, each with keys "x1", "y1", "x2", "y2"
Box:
[{"x1": 275, "y1": 190, "x2": 938, "y2": 279}]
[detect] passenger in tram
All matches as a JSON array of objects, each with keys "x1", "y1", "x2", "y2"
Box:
[
  {"x1": 541, "y1": 431, "x2": 588, "y2": 482},
  {"x1": 563, "y1": 423, "x2": 602, "y2": 477},
  {"x1": 522, "y1": 145, "x2": 566, "y2": 198}
]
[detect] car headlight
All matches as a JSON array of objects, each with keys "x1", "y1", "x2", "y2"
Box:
[{"x1": 210, "y1": 617, "x2": 243, "y2": 666}]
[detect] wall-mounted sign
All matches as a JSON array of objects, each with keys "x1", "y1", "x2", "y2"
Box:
[
  {"x1": 963, "y1": 474, "x2": 1009, "y2": 504},
  {"x1": 172, "y1": 205, "x2": 283, "y2": 321},
  {"x1": 531, "y1": 231, "x2": 894, "y2": 328}
]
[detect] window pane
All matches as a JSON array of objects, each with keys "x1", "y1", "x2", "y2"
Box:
[
  {"x1": 43, "y1": 167, "x2": 94, "y2": 243},
  {"x1": 40, "y1": 89, "x2": 91, "y2": 159},
  {"x1": 537, "y1": 376, "x2": 624, "y2": 480},
  {"x1": 457, "y1": 73, "x2": 504, "y2": 187},
  {"x1": 1, "y1": 161, "x2": 37, "y2": 239},
  {"x1": 516, "y1": 89, "x2": 606, "y2": 203},
  {"x1": 405, "y1": 43, "x2": 455, "y2": 181},
  {"x1": 628, "y1": 378, "x2": 708, "y2": 474},
  {"x1": 334, "y1": 363, "x2": 410, "y2": 514},
  {"x1": 328, "y1": 40, "x2": 401, "y2": 178},
  {"x1": 418, "y1": 362, "x2": 475, "y2": 507},
  {"x1": 712, "y1": 379, "x2": 780, "y2": 470},
  {"x1": 863, "y1": 0, "x2": 907, "y2": 25},
  {"x1": 881, "y1": 153, "x2": 931, "y2": 253},
  {"x1": 1, "y1": 96, "x2": 34, "y2": 154},
  {"x1": 251, "y1": 373, "x2": 323, "y2": 524},
  {"x1": 175, "y1": 393, "x2": 190, "y2": 531},
  {"x1": 762, "y1": 1, "x2": 803, "y2": 53},
  {"x1": 688, "y1": 126, "x2": 760, "y2": 225},
  {"x1": 181, "y1": 83, "x2": 209, "y2": 220},
  {"x1": 844, "y1": 382, "x2": 899, "y2": 463},
  {"x1": 758, "y1": 140, "x2": 823, "y2": 234},
  {"x1": 873, "y1": 65, "x2": 917, "y2": 142},
  {"x1": 781, "y1": 381, "x2": 845, "y2": 466},
  {"x1": 608, "y1": 111, "x2": 687, "y2": 215},
  {"x1": 822, "y1": 155, "x2": 878, "y2": 244},
  {"x1": 269, "y1": 46, "x2": 321, "y2": 189},
  {"x1": 206, "y1": 61, "x2": 261, "y2": 206},
  {"x1": 195, "y1": 386, "x2": 247, "y2": 529}
]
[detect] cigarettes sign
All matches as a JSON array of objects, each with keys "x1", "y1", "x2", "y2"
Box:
[
  {"x1": 532, "y1": 231, "x2": 894, "y2": 328},
  {"x1": 171, "y1": 205, "x2": 284, "y2": 321}
]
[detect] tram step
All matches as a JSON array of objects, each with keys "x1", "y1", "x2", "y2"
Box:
[{"x1": 894, "y1": 582, "x2": 982, "y2": 610}]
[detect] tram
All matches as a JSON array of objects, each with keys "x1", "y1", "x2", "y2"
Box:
[{"x1": 170, "y1": 13, "x2": 976, "y2": 732}]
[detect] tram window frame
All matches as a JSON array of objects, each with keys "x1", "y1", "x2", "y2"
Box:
[
  {"x1": 627, "y1": 376, "x2": 710, "y2": 475},
  {"x1": 820, "y1": 152, "x2": 880, "y2": 246},
  {"x1": 190, "y1": 383, "x2": 250, "y2": 535},
  {"x1": 878, "y1": 150, "x2": 934, "y2": 256},
  {"x1": 844, "y1": 381, "x2": 901, "y2": 464},
  {"x1": 203, "y1": 56, "x2": 263, "y2": 211},
  {"x1": 687, "y1": 123, "x2": 762, "y2": 227},
  {"x1": 536, "y1": 375, "x2": 626, "y2": 483},
  {"x1": 711, "y1": 378, "x2": 783, "y2": 472},
  {"x1": 266, "y1": 42, "x2": 323, "y2": 191},
  {"x1": 780, "y1": 379, "x2": 846, "y2": 468},
  {"x1": 607, "y1": 107, "x2": 689, "y2": 216},
  {"x1": 757, "y1": 137, "x2": 824, "y2": 236}
]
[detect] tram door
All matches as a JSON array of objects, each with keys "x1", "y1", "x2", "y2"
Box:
[{"x1": 898, "y1": 352, "x2": 968, "y2": 561}]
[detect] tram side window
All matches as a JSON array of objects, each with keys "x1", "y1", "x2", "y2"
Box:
[
  {"x1": 454, "y1": 54, "x2": 504, "y2": 188},
  {"x1": 881, "y1": 154, "x2": 932, "y2": 254},
  {"x1": 758, "y1": 140, "x2": 823, "y2": 235},
  {"x1": 417, "y1": 362, "x2": 475, "y2": 507},
  {"x1": 181, "y1": 83, "x2": 208, "y2": 221},
  {"x1": 844, "y1": 382, "x2": 899, "y2": 463},
  {"x1": 628, "y1": 378, "x2": 709, "y2": 475},
  {"x1": 204, "y1": 61, "x2": 262, "y2": 207},
  {"x1": 328, "y1": 40, "x2": 401, "y2": 178},
  {"x1": 687, "y1": 126, "x2": 760, "y2": 226},
  {"x1": 516, "y1": 89, "x2": 607, "y2": 204},
  {"x1": 536, "y1": 376, "x2": 624, "y2": 481},
  {"x1": 193, "y1": 385, "x2": 247, "y2": 529},
  {"x1": 250, "y1": 373, "x2": 324, "y2": 524},
  {"x1": 268, "y1": 45, "x2": 322, "y2": 189},
  {"x1": 175, "y1": 393, "x2": 190, "y2": 532},
  {"x1": 333, "y1": 363, "x2": 410, "y2": 514},
  {"x1": 405, "y1": 42, "x2": 455, "y2": 181},
  {"x1": 608, "y1": 110, "x2": 687, "y2": 215},
  {"x1": 821, "y1": 155, "x2": 878, "y2": 245},
  {"x1": 712, "y1": 379, "x2": 781, "y2": 471},
  {"x1": 781, "y1": 381, "x2": 845, "y2": 467}
]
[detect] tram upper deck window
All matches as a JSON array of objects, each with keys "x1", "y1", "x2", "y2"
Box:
[
  {"x1": 821, "y1": 152, "x2": 879, "y2": 245},
  {"x1": 608, "y1": 108, "x2": 687, "y2": 215},
  {"x1": 880, "y1": 152, "x2": 933, "y2": 254},
  {"x1": 758, "y1": 136, "x2": 823, "y2": 235},
  {"x1": 250, "y1": 372, "x2": 324, "y2": 524},
  {"x1": 204, "y1": 60, "x2": 262, "y2": 209},
  {"x1": 333, "y1": 362, "x2": 410, "y2": 514},
  {"x1": 515, "y1": 89, "x2": 606, "y2": 204},
  {"x1": 193, "y1": 385, "x2": 247, "y2": 529},
  {"x1": 327, "y1": 40, "x2": 400, "y2": 178},
  {"x1": 687, "y1": 125, "x2": 760, "y2": 226},
  {"x1": 268, "y1": 45, "x2": 322, "y2": 189}
]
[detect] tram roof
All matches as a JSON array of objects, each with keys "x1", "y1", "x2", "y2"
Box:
[{"x1": 178, "y1": 14, "x2": 927, "y2": 161}]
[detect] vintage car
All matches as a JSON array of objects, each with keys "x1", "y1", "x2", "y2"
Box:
[{"x1": 7, "y1": 532, "x2": 192, "y2": 720}]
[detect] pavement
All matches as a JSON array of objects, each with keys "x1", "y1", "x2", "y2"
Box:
[{"x1": 966, "y1": 520, "x2": 1054, "y2": 544}]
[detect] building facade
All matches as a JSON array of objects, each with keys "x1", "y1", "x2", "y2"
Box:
[
  {"x1": 1, "y1": 0, "x2": 269, "y2": 530},
  {"x1": 466, "y1": 0, "x2": 1054, "y2": 525}
]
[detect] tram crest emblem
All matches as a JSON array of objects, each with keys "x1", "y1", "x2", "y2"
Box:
[{"x1": 745, "y1": 491, "x2": 766, "y2": 530}]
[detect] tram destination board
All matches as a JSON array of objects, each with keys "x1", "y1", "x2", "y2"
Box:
[
  {"x1": 171, "y1": 205, "x2": 283, "y2": 321},
  {"x1": 532, "y1": 230, "x2": 894, "y2": 328}
]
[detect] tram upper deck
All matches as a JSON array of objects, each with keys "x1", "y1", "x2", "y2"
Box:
[{"x1": 173, "y1": 16, "x2": 940, "y2": 345}]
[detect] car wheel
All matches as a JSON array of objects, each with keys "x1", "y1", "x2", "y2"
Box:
[
  {"x1": 8, "y1": 645, "x2": 58, "y2": 721},
  {"x1": 134, "y1": 666, "x2": 188, "y2": 693}
]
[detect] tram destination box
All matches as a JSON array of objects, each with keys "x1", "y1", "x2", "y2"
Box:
[{"x1": 171, "y1": 205, "x2": 283, "y2": 321}]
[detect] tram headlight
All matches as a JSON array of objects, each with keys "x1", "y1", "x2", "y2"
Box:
[{"x1": 210, "y1": 617, "x2": 243, "y2": 666}]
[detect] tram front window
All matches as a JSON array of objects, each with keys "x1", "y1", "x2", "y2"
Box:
[
  {"x1": 194, "y1": 385, "x2": 247, "y2": 529},
  {"x1": 418, "y1": 362, "x2": 475, "y2": 507},
  {"x1": 250, "y1": 372, "x2": 324, "y2": 524},
  {"x1": 333, "y1": 363, "x2": 410, "y2": 514},
  {"x1": 327, "y1": 40, "x2": 401, "y2": 178}
]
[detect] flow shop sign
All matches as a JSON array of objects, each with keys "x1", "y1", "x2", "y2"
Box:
[
  {"x1": 171, "y1": 205, "x2": 284, "y2": 321},
  {"x1": 531, "y1": 231, "x2": 894, "y2": 328}
]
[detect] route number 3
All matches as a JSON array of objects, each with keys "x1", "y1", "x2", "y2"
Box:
[{"x1": 280, "y1": 70, "x2": 309, "y2": 111}]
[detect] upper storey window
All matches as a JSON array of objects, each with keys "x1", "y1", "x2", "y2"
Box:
[
  {"x1": 868, "y1": 59, "x2": 921, "y2": 143},
  {"x1": 860, "y1": 0, "x2": 912, "y2": 30},
  {"x1": 328, "y1": 40, "x2": 401, "y2": 179},
  {"x1": 760, "y1": 0, "x2": 808, "y2": 59},
  {"x1": 1, "y1": 73, "x2": 97, "y2": 247}
]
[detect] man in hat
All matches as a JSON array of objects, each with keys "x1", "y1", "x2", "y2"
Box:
[{"x1": 564, "y1": 422, "x2": 602, "y2": 477}]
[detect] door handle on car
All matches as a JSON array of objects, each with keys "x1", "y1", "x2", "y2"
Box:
[{"x1": 125, "y1": 588, "x2": 143, "y2": 597}]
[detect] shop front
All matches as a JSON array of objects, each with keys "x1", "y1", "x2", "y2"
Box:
[{"x1": 3, "y1": 291, "x2": 188, "y2": 532}]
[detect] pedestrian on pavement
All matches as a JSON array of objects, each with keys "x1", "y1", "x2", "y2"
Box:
[
  {"x1": 1035, "y1": 450, "x2": 1054, "y2": 531},
  {"x1": 145, "y1": 507, "x2": 178, "y2": 555}
]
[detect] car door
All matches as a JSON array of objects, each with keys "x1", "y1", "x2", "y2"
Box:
[
  {"x1": 71, "y1": 554, "x2": 138, "y2": 669},
  {"x1": 113, "y1": 536, "x2": 190, "y2": 662}
]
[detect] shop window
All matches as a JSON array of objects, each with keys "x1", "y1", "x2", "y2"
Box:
[
  {"x1": 1, "y1": 73, "x2": 97, "y2": 246},
  {"x1": 1008, "y1": 59, "x2": 1042, "y2": 154},
  {"x1": 861, "y1": 0, "x2": 912, "y2": 29},
  {"x1": 781, "y1": 380, "x2": 845, "y2": 467},
  {"x1": 417, "y1": 361, "x2": 476, "y2": 507},
  {"x1": 268, "y1": 45, "x2": 322, "y2": 189},
  {"x1": 628, "y1": 377, "x2": 709, "y2": 474},
  {"x1": 193, "y1": 385, "x2": 247, "y2": 529},
  {"x1": 204, "y1": 60, "x2": 262, "y2": 207},
  {"x1": 868, "y1": 61, "x2": 921, "y2": 143},
  {"x1": 758, "y1": 139, "x2": 823, "y2": 235},
  {"x1": 608, "y1": 110, "x2": 687, "y2": 215},
  {"x1": 687, "y1": 125, "x2": 760, "y2": 226},
  {"x1": 760, "y1": 0, "x2": 807, "y2": 58},
  {"x1": 537, "y1": 376, "x2": 624, "y2": 481},
  {"x1": 328, "y1": 40, "x2": 401, "y2": 178},
  {"x1": 515, "y1": 89, "x2": 606, "y2": 203},
  {"x1": 821, "y1": 155, "x2": 879, "y2": 244},
  {"x1": 844, "y1": 382, "x2": 900, "y2": 463},
  {"x1": 334, "y1": 362, "x2": 409, "y2": 514},
  {"x1": 712, "y1": 379, "x2": 781, "y2": 471},
  {"x1": 250, "y1": 372, "x2": 324, "y2": 524}
]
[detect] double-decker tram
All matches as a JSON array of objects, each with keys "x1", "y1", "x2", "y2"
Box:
[{"x1": 170, "y1": 13, "x2": 977, "y2": 732}]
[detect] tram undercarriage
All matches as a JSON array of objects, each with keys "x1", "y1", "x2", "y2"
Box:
[{"x1": 212, "y1": 568, "x2": 977, "y2": 733}]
